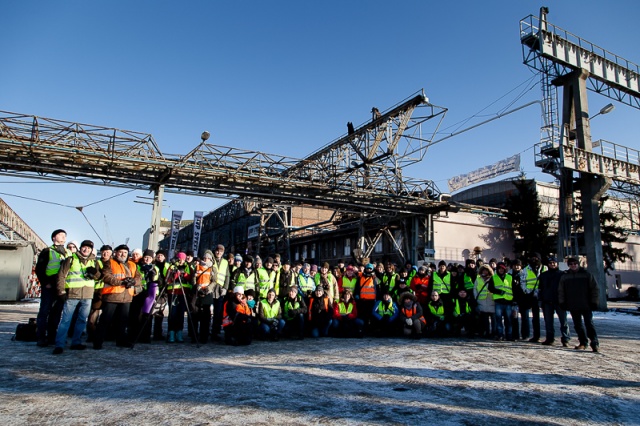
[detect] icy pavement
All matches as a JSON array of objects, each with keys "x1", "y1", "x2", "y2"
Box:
[{"x1": 0, "y1": 301, "x2": 638, "y2": 425}]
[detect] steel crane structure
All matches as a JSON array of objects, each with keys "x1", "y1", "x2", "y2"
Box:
[
  {"x1": 521, "y1": 7, "x2": 640, "y2": 308},
  {"x1": 0, "y1": 90, "x2": 449, "y2": 251}
]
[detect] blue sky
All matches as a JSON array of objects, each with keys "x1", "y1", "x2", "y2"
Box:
[{"x1": 2, "y1": 1, "x2": 639, "y2": 250}]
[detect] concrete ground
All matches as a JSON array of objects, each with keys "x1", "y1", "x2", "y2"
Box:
[{"x1": 0, "y1": 300, "x2": 638, "y2": 425}]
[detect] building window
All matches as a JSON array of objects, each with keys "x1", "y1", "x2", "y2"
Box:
[
  {"x1": 302, "y1": 245, "x2": 307, "y2": 260},
  {"x1": 343, "y1": 238, "x2": 351, "y2": 257},
  {"x1": 333, "y1": 241, "x2": 337, "y2": 257},
  {"x1": 374, "y1": 239, "x2": 383, "y2": 253}
]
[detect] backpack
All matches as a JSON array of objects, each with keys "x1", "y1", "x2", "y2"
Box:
[{"x1": 12, "y1": 318, "x2": 37, "y2": 342}]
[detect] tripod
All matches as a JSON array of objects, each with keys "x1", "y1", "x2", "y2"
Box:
[
  {"x1": 167, "y1": 267, "x2": 201, "y2": 348},
  {"x1": 131, "y1": 280, "x2": 167, "y2": 349},
  {"x1": 131, "y1": 267, "x2": 200, "y2": 349}
]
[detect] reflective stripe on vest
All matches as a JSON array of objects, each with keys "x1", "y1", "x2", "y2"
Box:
[
  {"x1": 340, "y1": 276, "x2": 357, "y2": 292},
  {"x1": 463, "y1": 274, "x2": 474, "y2": 290},
  {"x1": 298, "y1": 274, "x2": 315, "y2": 293},
  {"x1": 65, "y1": 255, "x2": 96, "y2": 289},
  {"x1": 475, "y1": 277, "x2": 491, "y2": 300},
  {"x1": 284, "y1": 299, "x2": 300, "y2": 320},
  {"x1": 260, "y1": 299, "x2": 280, "y2": 319},
  {"x1": 401, "y1": 305, "x2": 426, "y2": 324},
  {"x1": 338, "y1": 302, "x2": 353, "y2": 315},
  {"x1": 46, "y1": 246, "x2": 68, "y2": 276},
  {"x1": 382, "y1": 273, "x2": 397, "y2": 290},
  {"x1": 102, "y1": 259, "x2": 136, "y2": 296},
  {"x1": 429, "y1": 303, "x2": 445, "y2": 320},
  {"x1": 454, "y1": 299, "x2": 472, "y2": 316},
  {"x1": 236, "y1": 271, "x2": 256, "y2": 291},
  {"x1": 376, "y1": 301, "x2": 395, "y2": 317},
  {"x1": 167, "y1": 264, "x2": 192, "y2": 290},
  {"x1": 214, "y1": 258, "x2": 229, "y2": 286},
  {"x1": 492, "y1": 274, "x2": 513, "y2": 301},
  {"x1": 524, "y1": 266, "x2": 547, "y2": 292},
  {"x1": 94, "y1": 259, "x2": 105, "y2": 290},
  {"x1": 257, "y1": 268, "x2": 272, "y2": 299},
  {"x1": 359, "y1": 276, "x2": 376, "y2": 300},
  {"x1": 432, "y1": 273, "x2": 451, "y2": 295}
]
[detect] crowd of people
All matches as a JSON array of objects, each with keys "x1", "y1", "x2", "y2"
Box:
[{"x1": 32, "y1": 228, "x2": 601, "y2": 354}]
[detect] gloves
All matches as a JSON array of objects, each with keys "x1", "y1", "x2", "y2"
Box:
[
  {"x1": 405, "y1": 318, "x2": 413, "y2": 326},
  {"x1": 272, "y1": 320, "x2": 278, "y2": 328},
  {"x1": 85, "y1": 266, "x2": 98, "y2": 277},
  {"x1": 123, "y1": 277, "x2": 136, "y2": 289},
  {"x1": 57, "y1": 293, "x2": 68, "y2": 302}
]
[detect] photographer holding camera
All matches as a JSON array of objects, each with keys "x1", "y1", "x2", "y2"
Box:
[
  {"x1": 93, "y1": 244, "x2": 141, "y2": 350},
  {"x1": 191, "y1": 250, "x2": 218, "y2": 343}
]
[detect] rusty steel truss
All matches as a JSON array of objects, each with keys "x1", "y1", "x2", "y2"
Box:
[{"x1": 0, "y1": 90, "x2": 448, "y2": 216}]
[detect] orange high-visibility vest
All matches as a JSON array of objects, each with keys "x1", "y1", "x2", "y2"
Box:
[
  {"x1": 359, "y1": 276, "x2": 376, "y2": 300},
  {"x1": 102, "y1": 259, "x2": 136, "y2": 296}
]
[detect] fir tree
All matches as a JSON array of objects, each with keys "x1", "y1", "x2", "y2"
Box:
[{"x1": 503, "y1": 177, "x2": 553, "y2": 257}]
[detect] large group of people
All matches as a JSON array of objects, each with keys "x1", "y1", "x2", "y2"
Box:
[{"x1": 33, "y1": 228, "x2": 601, "y2": 354}]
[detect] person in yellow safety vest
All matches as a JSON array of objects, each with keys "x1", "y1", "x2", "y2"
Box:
[
  {"x1": 52, "y1": 240, "x2": 100, "y2": 354},
  {"x1": 371, "y1": 292, "x2": 399, "y2": 337},
  {"x1": 355, "y1": 263, "x2": 379, "y2": 330},
  {"x1": 277, "y1": 260, "x2": 297, "y2": 301},
  {"x1": 191, "y1": 249, "x2": 218, "y2": 343},
  {"x1": 297, "y1": 263, "x2": 316, "y2": 302},
  {"x1": 86, "y1": 244, "x2": 112, "y2": 343},
  {"x1": 256, "y1": 257, "x2": 276, "y2": 300},
  {"x1": 94, "y1": 244, "x2": 141, "y2": 349},
  {"x1": 431, "y1": 260, "x2": 454, "y2": 319},
  {"x1": 232, "y1": 255, "x2": 257, "y2": 292},
  {"x1": 520, "y1": 252, "x2": 548, "y2": 343},
  {"x1": 283, "y1": 286, "x2": 307, "y2": 340},
  {"x1": 166, "y1": 251, "x2": 194, "y2": 343},
  {"x1": 399, "y1": 292, "x2": 426, "y2": 339},
  {"x1": 379, "y1": 262, "x2": 398, "y2": 296},
  {"x1": 151, "y1": 249, "x2": 171, "y2": 341},
  {"x1": 331, "y1": 289, "x2": 364, "y2": 338},
  {"x1": 459, "y1": 258, "x2": 478, "y2": 293},
  {"x1": 257, "y1": 289, "x2": 285, "y2": 341},
  {"x1": 314, "y1": 262, "x2": 339, "y2": 305},
  {"x1": 339, "y1": 265, "x2": 358, "y2": 294},
  {"x1": 452, "y1": 288, "x2": 476, "y2": 337},
  {"x1": 426, "y1": 291, "x2": 450, "y2": 337},
  {"x1": 35, "y1": 229, "x2": 71, "y2": 347},
  {"x1": 489, "y1": 262, "x2": 514, "y2": 341},
  {"x1": 210, "y1": 244, "x2": 230, "y2": 342},
  {"x1": 473, "y1": 264, "x2": 495, "y2": 338}
]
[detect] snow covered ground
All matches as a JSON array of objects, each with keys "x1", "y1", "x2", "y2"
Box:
[{"x1": 0, "y1": 301, "x2": 638, "y2": 425}]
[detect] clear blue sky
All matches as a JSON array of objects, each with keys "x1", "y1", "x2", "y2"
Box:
[{"x1": 2, "y1": 1, "x2": 639, "y2": 250}]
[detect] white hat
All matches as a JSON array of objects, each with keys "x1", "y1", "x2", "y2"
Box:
[{"x1": 233, "y1": 286, "x2": 244, "y2": 294}]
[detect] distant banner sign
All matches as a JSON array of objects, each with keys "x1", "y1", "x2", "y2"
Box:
[
  {"x1": 168, "y1": 210, "x2": 183, "y2": 261},
  {"x1": 192, "y1": 211, "x2": 204, "y2": 257},
  {"x1": 247, "y1": 224, "x2": 260, "y2": 239},
  {"x1": 448, "y1": 154, "x2": 520, "y2": 192}
]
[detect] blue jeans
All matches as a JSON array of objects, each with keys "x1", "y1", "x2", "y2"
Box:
[
  {"x1": 495, "y1": 303, "x2": 513, "y2": 339},
  {"x1": 542, "y1": 302, "x2": 570, "y2": 343},
  {"x1": 311, "y1": 318, "x2": 332, "y2": 338},
  {"x1": 55, "y1": 298, "x2": 91, "y2": 348},
  {"x1": 259, "y1": 319, "x2": 286, "y2": 338}
]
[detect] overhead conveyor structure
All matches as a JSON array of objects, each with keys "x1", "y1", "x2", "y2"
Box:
[{"x1": 0, "y1": 90, "x2": 449, "y2": 249}]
